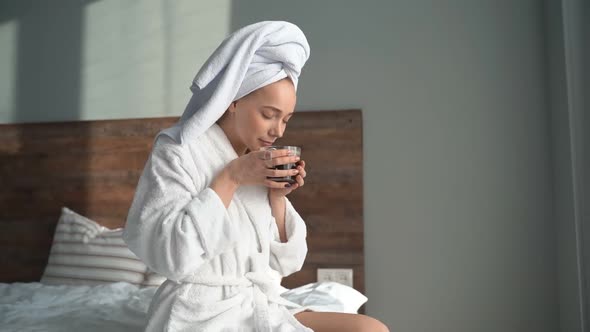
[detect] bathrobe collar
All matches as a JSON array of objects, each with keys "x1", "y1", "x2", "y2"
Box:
[{"x1": 205, "y1": 123, "x2": 271, "y2": 255}]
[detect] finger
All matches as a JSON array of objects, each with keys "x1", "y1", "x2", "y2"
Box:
[
  {"x1": 270, "y1": 149, "x2": 298, "y2": 158},
  {"x1": 267, "y1": 149, "x2": 293, "y2": 158},
  {"x1": 265, "y1": 168, "x2": 299, "y2": 178},
  {"x1": 264, "y1": 180, "x2": 291, "y2": 189},
  {"x1": 263, "y1": 158, "x2": 275, "y2": 169},
  {"x1": 297, "y1": 166, "x2": 306, "y2": 178},
  {"x1": 295, "y1": 160, "x2": 306, "y2": 170},
  {"x1": 256, "y1": 150, "x2": 274, "y2": 161},
  {"x1": 295, "y1": 163, "x2": 306, "y2": 178},
  {"x1": 296, "y1": 175, "x2": 305, "y2": 187},
  {"x1": 257, "y1": 153, "x2": 276, "y2": 168},
  {"x1": 271, "y1": 155, "x2": 300, "y2": 167}
]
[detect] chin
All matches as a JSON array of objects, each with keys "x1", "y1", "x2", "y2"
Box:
[{"x1": 246, "y1": 143, "x2": 259, "y2": 153}]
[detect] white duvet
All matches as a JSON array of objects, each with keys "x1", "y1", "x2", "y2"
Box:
[
  {"x1": 0, "y1": 282, "x2": 151, "y2": 332},
  {"x1": 0, "y1": 281, "x2": 366, "y2": 332}
]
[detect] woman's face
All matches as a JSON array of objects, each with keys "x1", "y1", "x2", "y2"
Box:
[{"x1": 231, "y1": 78, "x2": 297, "y2": 152}]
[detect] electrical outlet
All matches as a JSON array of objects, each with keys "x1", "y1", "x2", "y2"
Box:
[{"x1": 317, "y1": 268, "x2": 353, "y2": 287}]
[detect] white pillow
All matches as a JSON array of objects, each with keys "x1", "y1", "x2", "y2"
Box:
[
  {"x1": 41, "y1": 207, "x2": 149, "y2": 286},
  {"x1": 281, "y1": 281, "x2": 368, "y2": 314}
]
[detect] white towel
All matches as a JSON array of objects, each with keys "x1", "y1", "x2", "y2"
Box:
[{"x1": 160, "y1": 21, "x2": 310, "y2": 145}]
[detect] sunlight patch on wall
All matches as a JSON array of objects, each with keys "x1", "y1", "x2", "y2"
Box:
[
  {"x1": 81, "y1": 0, "x2": 232, "y2": 120},
  {"x1": 0, "y1": 19, "x2": 19, "y2": 123}
]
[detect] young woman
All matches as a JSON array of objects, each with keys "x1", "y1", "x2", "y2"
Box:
[{"x1": 124, "y1": 21, "x2": 389, "y2": 332}]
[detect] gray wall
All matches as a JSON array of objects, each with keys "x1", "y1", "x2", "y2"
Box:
[{"x1": 0, "y1": 1, "x2": 563, "y2": 331}]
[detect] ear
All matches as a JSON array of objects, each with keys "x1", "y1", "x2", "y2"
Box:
[{"x1": 227, "y1": 101, "x2": 238, "y2": 114}]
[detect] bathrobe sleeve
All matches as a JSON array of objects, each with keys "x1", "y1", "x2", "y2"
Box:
[
  {"x1": 123, "y1": 136, "x2": 240, "y2": 281},
  {"x1": 269, "y1": 197, "x2": 308, "y2": 276}
]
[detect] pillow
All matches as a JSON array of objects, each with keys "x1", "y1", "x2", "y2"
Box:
[
  {"x1": 41, "y1": 207, "x2": 150, "y2": 286},
  {"x1": 141, "y1": 269, "x2": 167, "y2": 287},
  {"x1": 280, "y1": 281, "x2": 368, "y2": 314}
]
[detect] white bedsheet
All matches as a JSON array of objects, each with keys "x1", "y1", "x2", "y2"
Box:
[
  {"x1": 0, "y1": 282, "x2": 151, "y2": 332},
  {"x1": 0, "y1": 281, "x2": 366, "y2": 332}
]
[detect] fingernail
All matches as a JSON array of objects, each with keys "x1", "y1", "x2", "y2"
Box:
[{"x1": 295, "y1": 156, "x2": 300, "y2": 161}]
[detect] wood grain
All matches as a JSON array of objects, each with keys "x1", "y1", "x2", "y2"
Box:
[{"x1": 0, "y1": 110, "x2": 364, "y2": 295}]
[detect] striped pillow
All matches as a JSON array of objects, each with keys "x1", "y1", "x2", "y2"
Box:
[
  {"x1": 41, "y1": 207, "x2": 150, "y2": 286},
  {"x1": 142, "y1": 269, "x2": 168, "y2": 287}
]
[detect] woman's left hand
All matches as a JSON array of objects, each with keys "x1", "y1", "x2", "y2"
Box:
[{"x1": 269, "y1": 160, "x2": 306, "y2": 199}]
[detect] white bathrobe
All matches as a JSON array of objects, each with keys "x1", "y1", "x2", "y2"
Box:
[{"x1": 123, "y1": 123, "x2": 311, "y2": 331}]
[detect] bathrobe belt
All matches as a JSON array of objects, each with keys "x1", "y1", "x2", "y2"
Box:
[{"x1": 183, "y1": 271, "x2": 297, "y2": 332}]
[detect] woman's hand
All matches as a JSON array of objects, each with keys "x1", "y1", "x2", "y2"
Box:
[
  {"x1": 269, "y1": 159, "x2": 306, "y2": 199},
  {"x1": 226, "y1": 149, "x2": 301, "y2": 189}
]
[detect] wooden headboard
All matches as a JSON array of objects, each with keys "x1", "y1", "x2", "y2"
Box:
[{"x1": 0, "y1": 110, "x2": 364, "y2": 293}]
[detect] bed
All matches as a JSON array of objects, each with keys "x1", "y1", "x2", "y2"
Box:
[{"x1": 0, "y1": 109, "x2": 364, "y2": 330}]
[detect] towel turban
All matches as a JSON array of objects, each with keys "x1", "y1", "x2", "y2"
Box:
[{"x1": 158, "y1": 21, "x2": 310, "y2": 144}]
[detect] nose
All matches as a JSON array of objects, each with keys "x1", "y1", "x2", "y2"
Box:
[{"x1": 269, "y1": 122, "x2": 284, "y2": 139}]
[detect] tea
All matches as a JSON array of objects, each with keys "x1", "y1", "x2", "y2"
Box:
[{"x1": 262, "y1": 146, "x2": 301, "y2": 184}]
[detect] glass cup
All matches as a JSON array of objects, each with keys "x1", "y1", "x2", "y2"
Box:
[{"x1": 261, "y1": 146, "x2": 301, "y2": 184}]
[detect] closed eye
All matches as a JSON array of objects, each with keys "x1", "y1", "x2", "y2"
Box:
[
  {"x1": 261, "y1": 107, "x2": 293, "y2": 123},
  {"x1": 261, "y1": 110, "x2": 274, "y2": 119}
]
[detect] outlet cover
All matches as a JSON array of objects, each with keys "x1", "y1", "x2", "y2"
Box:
[{"x1": 317, "y1": 268, "x2": 353, "y2": 287}]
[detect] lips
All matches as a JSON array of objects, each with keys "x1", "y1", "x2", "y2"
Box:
[{"x1": 259, "y1": 139, "x2": 274, "y2": 147}]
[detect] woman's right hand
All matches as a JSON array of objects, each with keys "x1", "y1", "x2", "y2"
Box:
[{"x1": 227, "y1": 149, "x2": 300, "y2": 189}]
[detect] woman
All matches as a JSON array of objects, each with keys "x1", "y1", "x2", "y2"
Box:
[{"x1": 124, "y1": 21, "x2": 389, "y2": 332}]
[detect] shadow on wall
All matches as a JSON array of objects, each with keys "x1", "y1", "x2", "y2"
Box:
[{"x1": 0, "y1": 0, "x2": 91, "y2": 281}]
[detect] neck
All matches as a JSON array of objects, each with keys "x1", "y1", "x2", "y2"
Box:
[{"x1": 217, "y1": 118, "x2": 248, "y2": 156}]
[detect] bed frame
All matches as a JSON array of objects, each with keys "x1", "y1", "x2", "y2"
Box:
[{"x1": 0, "y1": 110, "x2": 364, "y2": 295}]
